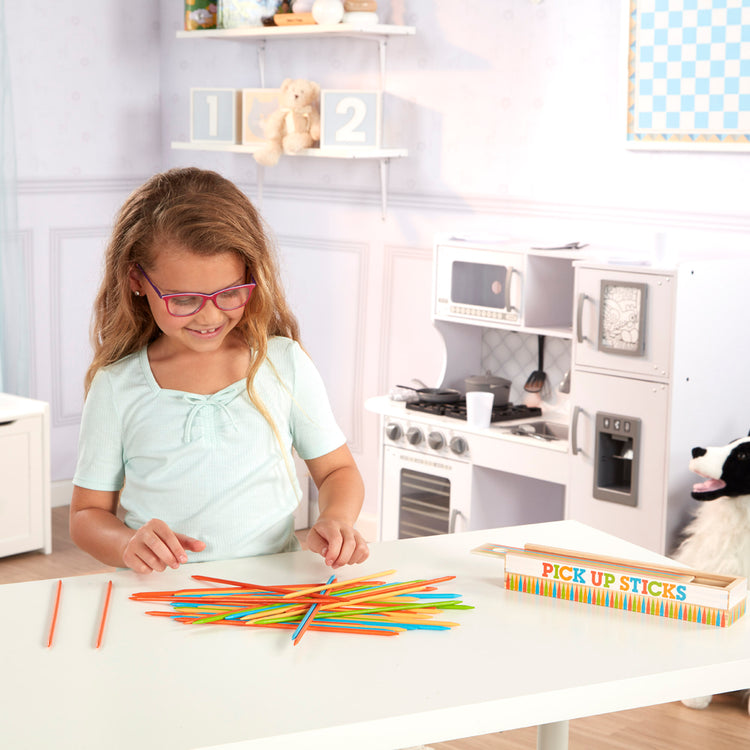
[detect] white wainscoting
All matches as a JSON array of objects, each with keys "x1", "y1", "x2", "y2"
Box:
[
  {"x1": 18, "y1": 179, "x2": 144, "y2": 481},
  {"x1": 379, "y1": 244, "x2": 444, "y2": 394},
  {"x1": 277, "y1": 234, "x2": 368, "y2": 453},
  {"x1": 49, "y1": 227, "x2": 111, "y2": 428}
]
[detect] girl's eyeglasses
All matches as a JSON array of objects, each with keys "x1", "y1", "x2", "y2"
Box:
[{"x1": 136, "y1": 264, "x2": 256, "y2": 317}]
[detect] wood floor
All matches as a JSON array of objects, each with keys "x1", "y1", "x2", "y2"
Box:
[{"x1": 2, "y1": 507, "x2": 749, "y2": 749}]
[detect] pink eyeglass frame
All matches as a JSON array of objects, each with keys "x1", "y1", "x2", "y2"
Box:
[{"x1": 135, "y1": 263, "x2": 256, "y2": 317}]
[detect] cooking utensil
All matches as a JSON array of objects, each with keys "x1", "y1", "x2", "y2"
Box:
[
  {"x1": 530, "y1": 242, "x2": 589, "y2": 251},
  {"x1": 396, "y1": 385, "x2": 462, "y2": 404},
  {"x1": 510, "y1": 423, "x2": 557, "y2": 442},
  {"x1": 523, "y1": 335, "x2": 547, "y2": 393},
  {"x1": 464, "y1": 373, "x2": 511, "y2": 405},
  {"x1": 558, "y1": 369, "x2": 571, "y2": 394}
]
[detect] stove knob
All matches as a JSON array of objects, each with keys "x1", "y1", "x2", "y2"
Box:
[
  {"x1": 450, "y1": 436, "x2": 468, "y2": 455},
  {"x1": 406, "y1": 427, "x2": 424, "y2": 446},
  {"x1": 428, "y1": 431, "x2": 445, "y2": 450},
  {"x1": 385, "y1": 423, "x2": 403, "y2": 441}
]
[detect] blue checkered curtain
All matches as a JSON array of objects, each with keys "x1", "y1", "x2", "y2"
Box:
[{"x1": 0, "y1": 1, "x2": 29, "y2": 395}]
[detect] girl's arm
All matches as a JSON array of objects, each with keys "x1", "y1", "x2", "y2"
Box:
[
  {"x1": 304, "y1": 444, "x2": 369, "y2": 568},
  {"x1": 69, "y1": 486, "x2": 205, "y2": 573}
]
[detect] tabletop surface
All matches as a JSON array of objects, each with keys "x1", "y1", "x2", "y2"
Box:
[{"x1": 3, "y1": 520, "x2": 750, "y2": 750}]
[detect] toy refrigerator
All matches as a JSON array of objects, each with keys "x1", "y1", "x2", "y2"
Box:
[{"x1": 567, "y1": 258, "x2": 750, "y2": 555}]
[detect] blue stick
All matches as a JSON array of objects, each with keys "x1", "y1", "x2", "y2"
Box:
[{"x1": 291, "y1": 574, "x2": 335, "y2": 643}]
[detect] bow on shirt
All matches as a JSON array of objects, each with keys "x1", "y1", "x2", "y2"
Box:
[{"x1": 182, "y1": 391, "x2": 239, "y2": 443}]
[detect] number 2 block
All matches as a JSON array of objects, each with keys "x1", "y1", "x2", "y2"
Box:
[
  {"x1": 190, "y1": 88, "x2": 241, "y2": 144},
  {"x1": 320, "y1": 90, "x2": 382, "y2": 150}
]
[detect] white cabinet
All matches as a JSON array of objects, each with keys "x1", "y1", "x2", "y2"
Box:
[
  {"x1": 569, "y1": 257, "x2": 750, "y2": 555},
  {"x1": 432, "y1": 237, "x2": 581, "y2": 338},
  {"x1": 574, "y1": 266, "x2": 675, "y2": 379},
  {"x1": 0, "y1": 394, "x2": 51, "y2": 557},
  {"x1": 567, "y1": 370, "x2": 670, "y2": 553}
]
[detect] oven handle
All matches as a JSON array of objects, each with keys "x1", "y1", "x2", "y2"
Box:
[
  {"x1": 449, "y1": 508, "x2": 466, "y2": 533},
  {"x1": 576, "y1": 293, "x2": 588, "y2": 343},
  {"x1": 571, "y1": 405, "x2": 583, "y2": 455}
]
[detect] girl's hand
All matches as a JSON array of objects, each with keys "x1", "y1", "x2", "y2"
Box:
[
  {"x1": 306, "y1": 517, "x2": 369, "y2": 568},
  {"x1": 121, "y1": 518, "x2": 205, "y2": 573}
]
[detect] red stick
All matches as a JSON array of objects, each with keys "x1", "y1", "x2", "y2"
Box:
[
  {"x1": 95, "y1": 580, "x2": 113, "y2": 649},
  {"x1": 190, "y1": 575, "x2": 297, "y2": 593},
  {"x1": 46, "y1": 580, "x2": 62, "y2": 648}
]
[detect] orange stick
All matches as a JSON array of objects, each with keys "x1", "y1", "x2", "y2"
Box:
[
  {"x1": 323, "y1": 576, "x2": 456, "y2": 608},
  {"x1": 281, "y1": 570, "x2": 397, "y2": 600},
  {"x1": 46, "y1": 580, "x2": 62, "y2": 648},
  {"x1": 95, "y1": 580, "x2": 113, "y2": 649}
]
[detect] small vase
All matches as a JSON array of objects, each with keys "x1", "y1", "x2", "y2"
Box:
[{"x1": 312, "y1": 0, "x2": 344, "y2": 25}]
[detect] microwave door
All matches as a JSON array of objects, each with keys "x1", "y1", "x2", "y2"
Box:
[{"x1": 451, "y1": 261, "x2": 511, "y2": 311}]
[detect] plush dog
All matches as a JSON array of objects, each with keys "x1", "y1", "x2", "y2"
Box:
[{"x1": 674, "y1": 433, "x2": 750, "y2": 712}]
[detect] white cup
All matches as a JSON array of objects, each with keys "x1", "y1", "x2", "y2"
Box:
[{"x1": 466, "y1": 391, "x2": 495, "y2": 429}]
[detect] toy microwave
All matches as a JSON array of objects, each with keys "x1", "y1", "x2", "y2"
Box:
[{"x1": 432, "y1": 236, "x2": 579, "y2": 331}]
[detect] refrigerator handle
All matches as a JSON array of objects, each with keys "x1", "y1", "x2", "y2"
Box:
[
  {"x1": 571, "y1": 405, "x2": 583, "y2": 455},
  {"x1": 449, "y1": 508, "x2": 465, "y2": 533},
  {"x1": 576, "y1": 293, "x2": 588, "y2": 343}
]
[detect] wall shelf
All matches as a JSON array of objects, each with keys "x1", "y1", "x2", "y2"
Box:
[
  {"x1": 174, "y1": 22, "x2": 414, "y2": 218},
  {"x1": 176, "y1": 24, "x2": 416, "y2": 41}
]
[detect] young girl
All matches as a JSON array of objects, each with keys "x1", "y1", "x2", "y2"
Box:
[{"x1": 70, "y1": 167, "x2": 369, "y2": 574}]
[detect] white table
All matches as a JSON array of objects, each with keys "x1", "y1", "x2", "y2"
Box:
[{"x1": 2, "y1": 520, "x2": 749, "y2": 750}]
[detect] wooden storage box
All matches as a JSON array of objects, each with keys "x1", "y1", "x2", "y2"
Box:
[{"x1": 476, "y1": 543, "x2": 747, "y2": 627}]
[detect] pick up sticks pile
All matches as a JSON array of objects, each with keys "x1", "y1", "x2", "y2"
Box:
[{"x1": 131, "y1": 569, "x2": 472, "y2": 644}]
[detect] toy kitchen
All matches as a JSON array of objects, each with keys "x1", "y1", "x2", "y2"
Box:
[{"x1": 366, "y1": 234, "x2": 750, "y2": 555}]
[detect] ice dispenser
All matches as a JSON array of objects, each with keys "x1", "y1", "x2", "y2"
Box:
[{"x1": 593, "y1": 412, "x2": 641, "y2": 507}]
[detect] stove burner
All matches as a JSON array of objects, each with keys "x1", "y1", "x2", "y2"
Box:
[{"x1": 405, "y1": 399, "x2": 542, "y2": 423}]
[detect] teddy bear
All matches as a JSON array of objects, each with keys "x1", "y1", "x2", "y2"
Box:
[{"x1": 253, "y1": 78, "x2": 321, "y2": 167}]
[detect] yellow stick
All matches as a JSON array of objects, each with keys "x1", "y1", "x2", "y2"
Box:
[
  {"x1": 280, "y1": 569, "x2": 397, "y2": 599},
  {"x1": 238, "y1": 604, "x2": 310, "y2": 623},
  {"x1": 319, "y1": 579, "x2": 452, "y2": 612}
]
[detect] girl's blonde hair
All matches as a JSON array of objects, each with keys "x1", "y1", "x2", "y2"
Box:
[{"x1": 86, "y1": 167, "x2": 301, "y2": 424}]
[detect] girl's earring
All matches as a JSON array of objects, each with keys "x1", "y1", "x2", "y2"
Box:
[{"x1": 134, "y1": 291, "x2": 141, "y2": 296}]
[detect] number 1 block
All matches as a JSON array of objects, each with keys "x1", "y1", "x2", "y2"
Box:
[{"x1": 190, "y1": 88, "x2": 241, "y2": 144}]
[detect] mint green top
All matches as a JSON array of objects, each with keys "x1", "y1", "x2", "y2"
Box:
[{"x1": 73, "y1": 337, "x2": 345, "y2": 562}]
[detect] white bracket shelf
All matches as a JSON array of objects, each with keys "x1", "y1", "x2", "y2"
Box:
[
  {"x1": 175, "y1": 23, "x2": 415, "y2": 40},
  {"x1": 174, "y1": 22, "x2": 414, "y2": 218}
]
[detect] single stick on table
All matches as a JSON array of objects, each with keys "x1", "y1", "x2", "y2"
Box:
[
  {"x1": 46, "y1": 580, "x2": 63, "y2": 648},
  {"x1": 95, "y1": 580, "x2": 113, "y2": 649}
]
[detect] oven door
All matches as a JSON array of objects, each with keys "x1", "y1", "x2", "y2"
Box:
[{"x1": 380, "y1": 445, "x2": 472, "y2": 541}]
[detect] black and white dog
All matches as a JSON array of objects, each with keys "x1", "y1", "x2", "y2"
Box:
[{"x1": 675, "y1": 434, "x2": 750, "y2": 712}]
